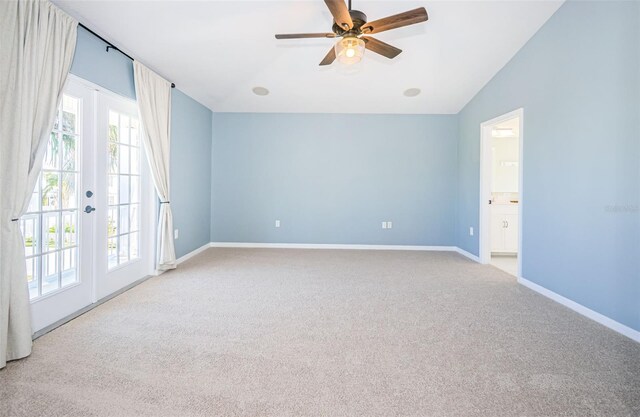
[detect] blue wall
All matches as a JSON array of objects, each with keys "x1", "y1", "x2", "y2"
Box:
[
  {"x1": 456, "y1": 1, "x2": 640, "y2": 330},
  {"x1": 71, "y1": 27, "x2": 136, "y2": 99},
  {"x1": 211, "y1": 113, "x2": 458, "y2": 245},
  {"x1": 170, "y1": 91, "x2": 212, "y2": 258},
  {"x1": 70, "y1": 26, "x2": 212, "y2": 258}
]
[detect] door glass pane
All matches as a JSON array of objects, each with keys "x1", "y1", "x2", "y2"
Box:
[
  {"x1": 62, "y1": 211, "x2": 77, "y2": 248},
  {"x1": 108, "y1": 175, "x2": 119, "y2": 205},
  {"x1": 130, "y1": 232, "x2": 139, "y2": 259},
  {"x1": 119, "y1": 145, "x2": 130, "y2": 174},
  {"x1": 41, "y1": 172, "x2": 60, "y2": 211},
  {"x1": 21, "y1": 93, "x2": 81, "y2": 300},
  {"x1": 21, "y1": 215, "x2": 38, "y2": 257},
  {"x1": 130, "y1": 147, "x2": 139, "y2": 175},
  {"x1": 42, "y1": 134, "x2": 60, "y2": 170},
  {"x1": 42, "y1": 252, "x2": 60, "y2": 295},
  {"x1": 108, "y1": 238, "x2": 118, "y2": 269},
  {"x1": 62, "y1": 134, "x2": 77, "y2": 171},
  {"x1": 61, "y1": 248, "x2": 77, "y2": 287},
  {"x1": 118, "y1": 234, "x2": 129, "y2": 264},
  {"x1": 43, "y1": 213, "x2": 60, "y2": 252},
  {"x1": 119, "y1": 205, "x2": 129, "y2": 234},
  {"x1": 130, "y1": 176, "x2": 140, "y2": 203},
  {"x1": 108, "y1": 207, "x2": 118, "y2": 237},
  {"x1": 130, "y1": 204, "x2": 139, "y2": 232},
  {"x1": 26, "y1": 257, "x2": 38, "y2": 299},
  {"x1": 106, "y1": 109, "x2": 142, "y2": 270},
  {"x1": 62, "y1": 96, "x2": 78, "y2": 133},
  {"x1": 61, "y1": 173, "x2": 77, "y2": 209},
  {"x1": 119, "y1": 176, "x2": 130, "y2": 204}
]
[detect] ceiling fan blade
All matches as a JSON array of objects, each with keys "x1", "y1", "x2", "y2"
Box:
[
  {"x1": 361, "y1": 7, "x2": 428, "y2": 34},
  {"x1": 275, "y1": 33, "x2": 336, "y2": 39},
  {"x1": 324, "y1": 0, "x2": 353, "y2": 30},
  {"x1": 362, "y1": 36, "x2": 402, "y2": 59},
  {"x1": 319, "y1": 45, "x2": 337, "y2": 66}
]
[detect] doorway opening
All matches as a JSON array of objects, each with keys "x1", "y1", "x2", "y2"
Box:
[{"x1": 479, "y1": 109, "x2": 523, "y2": 277}]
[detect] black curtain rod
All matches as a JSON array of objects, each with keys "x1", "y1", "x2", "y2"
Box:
[{"x1": 78, "y1": 22, "x2": 176, "y2": 89}]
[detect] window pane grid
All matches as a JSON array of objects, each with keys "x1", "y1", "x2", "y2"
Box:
[
  {"x1": 22, "y1": 94, "x2": 80, "y2": 300},
  {"x1": 108, "y1": 110, "x2": 141, "y2": 270}
]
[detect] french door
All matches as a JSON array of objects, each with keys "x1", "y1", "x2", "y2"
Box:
[
  {"x1": 95, "y1": 92, "x2": 154, "y2": 299},
  {"x1": 23, "y1": 76, "x2": 154, "y2": 332}
]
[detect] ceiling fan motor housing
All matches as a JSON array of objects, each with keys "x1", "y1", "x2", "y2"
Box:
[{"x1": 332, "y1": 9, "x2": 367, "y2": 36}]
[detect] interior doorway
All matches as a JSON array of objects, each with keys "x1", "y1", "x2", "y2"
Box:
[{"x1": 479, "y1": 109, "x2": 523, "y2": 277}]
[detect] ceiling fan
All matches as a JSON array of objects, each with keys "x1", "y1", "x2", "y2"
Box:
[{"x1": 275, "y1": 0, "x2": 428, "y2": 66}]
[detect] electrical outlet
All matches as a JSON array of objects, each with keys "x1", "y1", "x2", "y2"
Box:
[
  {"x1": 382, "y1": 221, "x2": 387, "y2": 229},
  {"x1": 387, "y1": 221, "x2": 393, "y2": 229},
  {"x1": 275, "y1": 220, "x2": 280, "y2": 228},
  {"x1": 174, "y1": 229, "x2": 179, "y2": 239},
  {"x1": 469, "y1": 226, "x2": 474, "y2": 236}
]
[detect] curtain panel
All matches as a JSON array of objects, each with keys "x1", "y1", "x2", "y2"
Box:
[
  {"x1": 133, "y1": 62, "x2": 177, "y2": 271},
  {"x1": 0, "y1": 0, "x2": 78, "y2": 369}
]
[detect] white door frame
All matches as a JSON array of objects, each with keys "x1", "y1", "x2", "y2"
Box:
[{"x1": 479, "y1": 108, "x2": 524, "y2": 277}]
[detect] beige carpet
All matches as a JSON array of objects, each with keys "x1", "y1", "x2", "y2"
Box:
[{"x1": 1, "y1": 248, "x2": 639, "y2": 417}]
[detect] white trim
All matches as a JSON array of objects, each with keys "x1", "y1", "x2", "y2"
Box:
[
  {"x1": 518, "y1": 277, "x2": 640, "y2": 343},
  {"x1": 210, "y1": 242, "x2": 458, "y2": 252},
  {"x1": 455, "y1": 247, "x2": 481, "y2": 262},
  {"x1": 479, "y1": 108, "x2": 524, "y2": 278},
  {"x1": 176, "y1": 242, "x2": 212, "y2": 265},
  {"x1": 67, "y1": 73, "x2": 136, "y2": 105}
]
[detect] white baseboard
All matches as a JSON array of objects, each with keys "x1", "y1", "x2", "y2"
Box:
[
  {"x1": 454, "y1": 247, "x2": 481, "y2": 262},
  {"x1": 518, "y1": 277, "x2": 640, "y2": 343},
  {"x1": 176, "y1": 242, "x2": 212, "y2": 265},
  {"x1": 209, "y1": 242, "x2": 459, "y2": 252}
]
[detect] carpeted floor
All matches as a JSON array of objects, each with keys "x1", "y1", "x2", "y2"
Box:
[{"x1": 1, "y1": 248, "x2": 639, "y2": 417}]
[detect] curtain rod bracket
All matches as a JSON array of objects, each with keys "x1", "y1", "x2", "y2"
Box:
[{"x1": 79, "y1": 22, "x2": 176, "y2": 89}]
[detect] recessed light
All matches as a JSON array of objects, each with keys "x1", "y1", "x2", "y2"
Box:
[
  {"x1": 252, "y1": 86, "x2": 269, "y2": 96},
  {"x1": 403, "y1": 88, "x2": 421, "y2": 97}
]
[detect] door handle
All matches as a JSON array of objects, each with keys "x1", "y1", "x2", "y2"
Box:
[
  {"x1": 84, "y1": 205, "x2": 96, "y2": 214},
  {"x1": 505, "y1": 220, "x2": 509, "y2": 228},
  {"x1": 503, "y1": 220, "x2": 507, "y2": 228}
]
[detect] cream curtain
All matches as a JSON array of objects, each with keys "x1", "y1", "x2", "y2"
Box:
[
  {"x1": 133, "y1": 62, "x2": 176, "y2": 271},
  {"x1": 0, "y1": 0, "x2": 77, "y2": 369}
]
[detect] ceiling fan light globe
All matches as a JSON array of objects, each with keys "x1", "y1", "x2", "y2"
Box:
[{"x1": 335, "y1": 37, "x2": 365, "y2": 65}]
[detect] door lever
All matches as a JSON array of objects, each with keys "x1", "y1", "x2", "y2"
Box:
[{"x1": 84, "y1": 205, "x2": 96, "y2": 214}]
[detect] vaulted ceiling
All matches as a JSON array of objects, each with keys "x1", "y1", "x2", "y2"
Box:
[{"x1": 53, "y1": 0, "x2": 564, "y2": 114}]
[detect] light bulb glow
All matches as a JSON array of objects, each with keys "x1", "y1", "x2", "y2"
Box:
[{"x1": 335, "y1": 36, "x2": 365, "y2": 65}]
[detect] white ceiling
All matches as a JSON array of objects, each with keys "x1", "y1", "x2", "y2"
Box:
[{"x1": 53, "y1": 0, "x2": 564, "y2": 114}]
